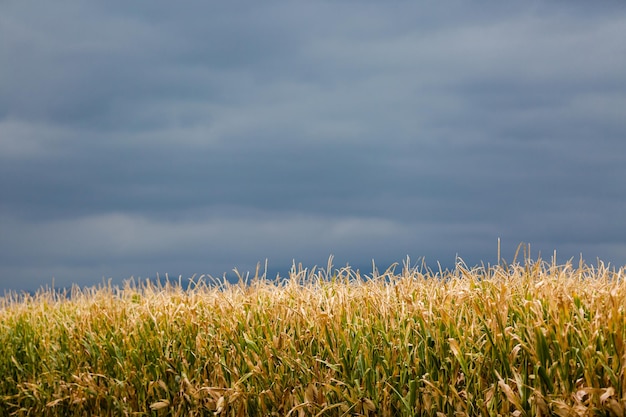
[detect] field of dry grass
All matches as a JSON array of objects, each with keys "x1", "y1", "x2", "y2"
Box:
[{"x1": 1, "y1": 254, "x2": 625, "y2": 416}]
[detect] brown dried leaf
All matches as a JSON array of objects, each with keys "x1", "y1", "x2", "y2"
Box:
[{"x1": 149, "y1": 400, "x2": 170, "y2": 410}]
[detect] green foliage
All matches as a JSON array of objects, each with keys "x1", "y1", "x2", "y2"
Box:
[{"x1": 0, "y1": 257, "x2": 625, "y2": 416}]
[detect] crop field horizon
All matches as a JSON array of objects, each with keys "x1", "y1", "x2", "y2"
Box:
[{"x1": 1, "y1": 250, "x2": 625, "y2": 416}]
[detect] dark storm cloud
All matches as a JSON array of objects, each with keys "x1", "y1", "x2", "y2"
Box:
[{"x1": 1, "y1": 1, "x2": 626, "y2": 292}]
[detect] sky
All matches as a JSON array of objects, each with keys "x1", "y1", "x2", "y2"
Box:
[{"x1": 1, "y1": 1, "x2": 626, "y2": 293}]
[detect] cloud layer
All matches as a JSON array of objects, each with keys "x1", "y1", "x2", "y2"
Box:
[{"x1": 2, "y1": 2, "x2": 626, "y2": 292}]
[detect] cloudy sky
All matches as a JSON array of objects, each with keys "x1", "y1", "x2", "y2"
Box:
[{"x1": 1, "y1": 2, "x2": 626, "y2": 293}]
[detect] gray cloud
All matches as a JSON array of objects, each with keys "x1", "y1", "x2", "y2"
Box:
[{"x1": 1, "y1": 1, "x2": 626, "y2": 292}]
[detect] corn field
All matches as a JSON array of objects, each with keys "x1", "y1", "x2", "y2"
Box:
[{"x1": 1, "y1": 255, "x2": 625, "y2": 416}]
